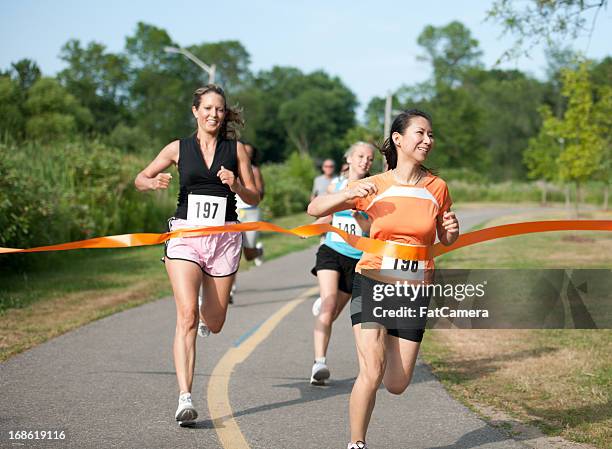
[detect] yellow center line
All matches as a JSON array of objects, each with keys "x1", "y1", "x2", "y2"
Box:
[{"x1": 207, "y1": 286, "x2": 319, "y2": 449}]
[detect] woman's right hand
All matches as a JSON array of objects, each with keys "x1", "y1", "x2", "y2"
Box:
[
  {"x1": 343, "y1": 182, "x2": 377, "y2": 200},
  {"x1": 151, "y1": 173, "x2": 172, "y2": 190}
]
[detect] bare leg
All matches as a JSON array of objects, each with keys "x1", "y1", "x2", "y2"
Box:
[
  {"x1": 382, "y1": 335, "x2": 420, "y2": 395},
  {"x1": 200, "y1": 273, "x2": 235, "y2": 333},
  {"x1": 314, "y1": 270, "x2": 350, "y2": 359},
  {"x1": 349, "y1": 324, "x2": 386, "y2": 444},
  {"x1": 166, "y1": 260, "x2": 202, "y2": 394}
]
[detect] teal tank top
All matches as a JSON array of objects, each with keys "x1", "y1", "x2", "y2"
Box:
[{"x1": 323, "y1": 178, "x2": 368, "y2": 260}]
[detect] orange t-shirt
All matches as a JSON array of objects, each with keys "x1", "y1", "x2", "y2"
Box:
[{"x1": 350, "y1": 170, "x2": 452, "y2": 273}]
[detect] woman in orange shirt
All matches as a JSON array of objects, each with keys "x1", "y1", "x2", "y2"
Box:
[{"x1": 308, "y1": 109, "x2": 459, "y2": 449}]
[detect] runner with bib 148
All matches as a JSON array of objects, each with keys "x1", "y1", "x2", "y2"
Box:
[{"x1": 309, "y1": 142, "x2": 375, "y2": 385}]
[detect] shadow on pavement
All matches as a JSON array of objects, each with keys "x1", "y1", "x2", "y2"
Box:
[
  {"x1": 426, "y1": 424, "x2": 513, "y2": 449},
  {"x1": 233, "y1": 283, "x2": 314, "y2": 295},
  {"x1": 191, "y1": 377, "x2": 359, "y2": 429}
]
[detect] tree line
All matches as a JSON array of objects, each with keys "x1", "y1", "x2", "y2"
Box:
[{"x1": 1, "y1": 20, "x2": 609, "y2": 182}]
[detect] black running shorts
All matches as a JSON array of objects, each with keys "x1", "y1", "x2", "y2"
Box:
[
  {"x1": 311, "y1": 244, "x2": 359, "y2": 294},
  {"x1": 350, "y1": 272, "x2": 426, "y2": 342}
]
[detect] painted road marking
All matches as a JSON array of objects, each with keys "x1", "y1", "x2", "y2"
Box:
[{"x1": 207, "y1": 286, "x2": 319, "y2": 449}]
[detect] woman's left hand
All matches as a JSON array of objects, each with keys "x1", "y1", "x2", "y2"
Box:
[
  {"x1": 442, "y1": 211, "x2": 459, "y2": 236},
  {"x1": 217, "y1": 165, "x2": 237, "y2": 191}
]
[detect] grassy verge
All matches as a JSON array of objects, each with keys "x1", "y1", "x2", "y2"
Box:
[
  {"x1": 421, "y1": 209, "x2": 612, "y2": 448},
  {"x1": 0, "y1": 212, "x2": 318, "y2": 361}
]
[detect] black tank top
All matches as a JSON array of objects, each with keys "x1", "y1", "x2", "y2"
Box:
[{"x1": 174, "y1": 136, "x2": 238, "y2": 221}]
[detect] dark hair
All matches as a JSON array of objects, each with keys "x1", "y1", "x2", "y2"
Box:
[
  {"x1": 380, "y1": 109, "x2": 433, "y2": 170},
  {"x1": 193, "y1": 84, "x2": 244, "y2": 140}
]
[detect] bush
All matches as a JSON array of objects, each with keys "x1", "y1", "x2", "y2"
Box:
[
  {"x1": 108, "y1": 123, "x2": 155, "y2": 153},
  {"x1": 0, "y1": 140, "x2": 177, "y2": 270},
  {"x1": 260, "y1": 152, "x2": 315, "y2": 218}
]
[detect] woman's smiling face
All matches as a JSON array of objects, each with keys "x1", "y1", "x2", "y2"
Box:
[
  {"x1": 192, "y1": 92, "x2": 226, "y2": 135},
  {"x1": 392, "y1": 116, "x2": 434, "y2": 163}
]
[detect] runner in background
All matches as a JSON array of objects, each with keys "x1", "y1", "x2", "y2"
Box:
[
  {"x1": 309, "y1": 142, "x2": 375, "y2": 385},
  {"x1": 227, "y1": 142, "x2": 266, "y2": 304},
  {"x1": 237, "y1": 143, "x2": 265, "y2": 266},
  {"x1": 134, "y1": 85, "x2": 260, "y2": 427},
  {"x1": 307, "y1": 110, "x2": 459, "y2": 449},
  {"x1": 311, "y1": 159, "x2": 336, "y2": 200}
]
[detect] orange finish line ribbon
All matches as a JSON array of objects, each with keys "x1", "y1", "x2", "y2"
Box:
[{"x1": 0, "y1": 220, "x2": 611, "y2": 260}]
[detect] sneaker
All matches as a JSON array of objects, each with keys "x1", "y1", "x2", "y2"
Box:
[
  {"x1": 310, "y1": 361, "x2": 330, "y2": 385},
  {"x1": 198, "y1": 321, "x2": 211, "y2": 337},
  {"x1": 347, "y1": 441, "x2": 367, "y2": 449},
  {"x1": 254, "y1": 241, "x2": 264, "y2": 266},
  {"x1": 229, "y1": 282, "x2": 237, "y2": 305},
  {"x1": 175, "y1": 392, "x2": 198, "y2": 426},
  {"x1": 312, "y1": 297, "x2": 322, "y2": 316}
]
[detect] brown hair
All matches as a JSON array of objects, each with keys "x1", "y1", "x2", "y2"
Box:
[{"x1": 193, "y1": 84, "x2": 244, "y2": 140}]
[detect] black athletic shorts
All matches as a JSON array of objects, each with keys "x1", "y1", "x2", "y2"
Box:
[
  {"x1": 311, "y1": 244, "x2": 359, "y2": 294},
  {"x1": 350, "y1": 272, "x2": 426, "y2": 342}
]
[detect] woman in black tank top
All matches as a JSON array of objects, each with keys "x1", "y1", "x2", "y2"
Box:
[{"x1": 135, "y1": 85, "x2": 260, "y2": 425}]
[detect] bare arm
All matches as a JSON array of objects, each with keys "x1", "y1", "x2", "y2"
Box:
[
  {"x1": 437, "y1": 210, "x2": 459, "y2": 246},
  {"x1": 134, "y1": 140, "x2": 179, "y2": 191},
  {"x1": 313, "y1": 215, "x2": 333, "y2": 225},
  {"x1": 218, "y1": 141, "x2": 260, "y2": 206},
  {"x1": 307, "y1": 182, "x2": 377, "y2": 217},
  {"x1": 253, "y1": 165, "x2": 265, "y2": 199}
]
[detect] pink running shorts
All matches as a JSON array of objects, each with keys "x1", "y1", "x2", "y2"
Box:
[{"x1": 164, "y1": 218, "x2": 242, "y2": 277}]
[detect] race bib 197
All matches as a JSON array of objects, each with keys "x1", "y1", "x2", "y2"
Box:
[
  {"x1": 187, "y1": 194, "x2": 226, "y2": 226},
  {"x1": 331, "y1": 214, "x2": 363, "y2": 242}
]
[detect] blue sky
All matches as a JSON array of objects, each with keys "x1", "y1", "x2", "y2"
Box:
[{"x1": 1, "y1": 0, "x2": 611, "y2": 118}]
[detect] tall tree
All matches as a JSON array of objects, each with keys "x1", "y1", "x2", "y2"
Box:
[
  {"x1": 525, "y1": 61, "x2": 608, "y2": 213},
  {"x1": 124, "y1": 23, "x2": 253, "y2": 148},
  {"x1": 58, "y1": 39, "x2": 130, "y2": 135},
  {"x1": 465, "y1": 68, "x2": 546, "y2": 179},
  {"x1": 10, "y1": 59, "x2": 41, "y2": 91},
  {"x1": 248, "y1": 67, "x2": 356, "y2": 162},
  {"x1": 417, "y1": 21, "x2": 483, "y2": 88},
  {"x1": 23, "y1": 77, "x2": 93, "y2": 141},
  {"x1": 0, "y1": 76, "x2": 24, "y2": 140},
  {"x1": 186, "y1": 41, "x2": 252, "y2": 91},
  {"x1": 125, "y1": 22, "x2": 193, "y2": 147}
]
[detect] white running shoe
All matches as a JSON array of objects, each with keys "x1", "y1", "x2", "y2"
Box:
[
  {"x1": 198, "y1": 295, "x2": 210, "y2": 337},
  {"x1": 312, "y1": 297, "x2": 322, "y2": 316},
  {"x1": 254, "y1": 241, "x2": 264, "y2": 266},
  {"x1": 347, "y1": 441, "x2": 368, "y2": 449},
  {"x1": 310, "y1": 361, "x2": 330, "y2": 385},
  {"x1": 229, "y1": 282, "x2": 237, "y2": 304},
  {"x1": 198, "y1": 321, "x2": 210, "y2": 337},
  {"x1": 175, "y1": 392, "x2": 198, "y2": 426}
]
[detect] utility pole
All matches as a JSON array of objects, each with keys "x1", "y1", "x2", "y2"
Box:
[{"x1": 382, "y1": 93, "x2": 392, "y2": 171}]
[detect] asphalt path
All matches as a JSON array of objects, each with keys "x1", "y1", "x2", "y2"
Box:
[{"x1": 0, "y1": 206, "x2": 541, "y2": 449}]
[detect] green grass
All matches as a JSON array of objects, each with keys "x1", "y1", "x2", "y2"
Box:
[{"x1": 421, "y1": 208, "x2": 612, "y2": 448}]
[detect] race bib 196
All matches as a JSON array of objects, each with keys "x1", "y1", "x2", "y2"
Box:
[
  {"x1": 331, "y1": 214, "x2": 363, "y2": 242},
  {"x1": 187, "y1": 194, "x2": 226, "y2": 226},
  {"x1": 381, "y1": 241, "x2": 425, "y2": 281}
]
